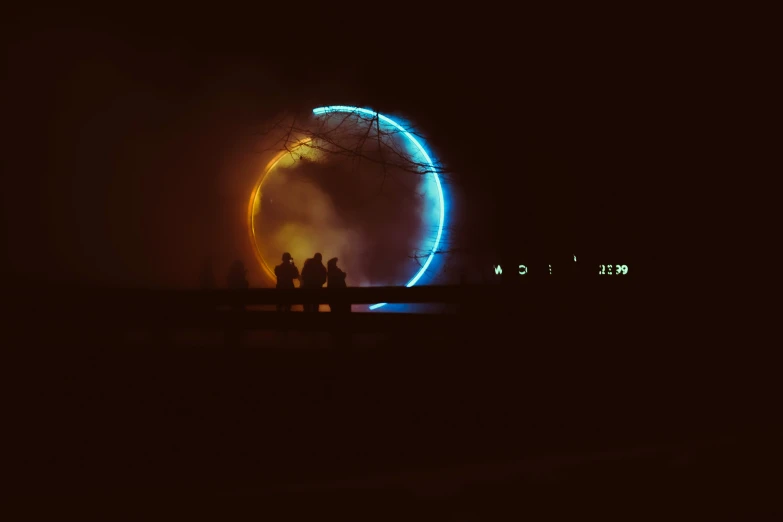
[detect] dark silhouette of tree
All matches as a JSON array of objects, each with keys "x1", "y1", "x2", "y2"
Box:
[{"x1": 256, "y1": 109, "x2": 451, "y2": 181}]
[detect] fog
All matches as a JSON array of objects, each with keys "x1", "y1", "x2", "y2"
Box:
[{"x1": 253, "y1": 137, "x2": 438, "y2": 288}]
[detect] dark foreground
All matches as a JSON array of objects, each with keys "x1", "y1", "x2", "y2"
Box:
[{"x1": 4, "y1": 282, "x2": 779, "y2": 519}]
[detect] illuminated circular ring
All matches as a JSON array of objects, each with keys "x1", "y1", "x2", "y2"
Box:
[
  {"x1": 249, "y1": 106, "x2": 446, "y2": 311},
  {"x1": 313, "y1": 106, "x2": 445, "y2": 309},
  {"x1": 248, "y1": 137, "x2": 315, "y2": 284}
]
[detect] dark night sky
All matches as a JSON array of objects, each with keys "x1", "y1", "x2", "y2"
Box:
[{"x1": 4, "y1": 7, "x2": 668, "y2": 288}]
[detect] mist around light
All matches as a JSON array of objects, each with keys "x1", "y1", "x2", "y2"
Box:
[{"x1": 250, "y1": 110, "x2": 444, "y2": 295}]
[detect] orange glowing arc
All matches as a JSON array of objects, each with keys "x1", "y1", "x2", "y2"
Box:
[{"x1": 247, "y1": 138, "x2": 313, "y2": 284}]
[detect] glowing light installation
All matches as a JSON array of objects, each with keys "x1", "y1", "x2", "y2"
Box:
[
  {"x1": 248, "y1": 138, "x2": 314, "y2": 284},
  {"x1": 312, "y1": 106, "x2": 445, "y2": 310}
]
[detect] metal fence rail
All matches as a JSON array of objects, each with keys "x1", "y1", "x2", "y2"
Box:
[{"x1": 26, "y1": 280, "x2": 635, "y2": 307}]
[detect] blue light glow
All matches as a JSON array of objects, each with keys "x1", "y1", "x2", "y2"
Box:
[{"x1": 312, "y1": 106, "x2": 446, "y2": 311}]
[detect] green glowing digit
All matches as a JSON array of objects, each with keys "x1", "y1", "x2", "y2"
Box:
[{"x1": 621, "y1": 265, "x2": 628, "y2": 274}]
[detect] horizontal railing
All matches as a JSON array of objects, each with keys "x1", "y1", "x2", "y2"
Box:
[
  {"x1": 23, "y1": 280, "x2": 635, "y2": 308},
  {"x1": 7, "y1": 280, "x2": 642, "y2": 336}
]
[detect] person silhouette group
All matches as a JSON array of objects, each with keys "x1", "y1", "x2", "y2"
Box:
[
  {"x1": 274, "y1": 252, "x2": 349, "y2": 313},
  {"x1": 274, "y1": 252, "x2": 299, "y2": 312},
  {"x1": 326, "y1": 257, "x2": 349, "y2": 313}
]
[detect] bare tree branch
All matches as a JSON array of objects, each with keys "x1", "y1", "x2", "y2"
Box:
[{"x1": 253, "y1": 108, "x2": 461, "y2": 275}]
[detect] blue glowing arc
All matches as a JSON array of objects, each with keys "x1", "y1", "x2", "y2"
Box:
[{"x1": 312, "y1": 106, "x2": 445, "y2": 310}]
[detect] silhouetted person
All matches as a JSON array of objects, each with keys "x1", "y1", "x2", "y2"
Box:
[
  {"x1": 227, "y1": 259, "x2": 249, "y2": 310},
  {"x1": 274, "y1": 252, "x2": 299, "y2": 312},
  {"x1": 327, "y1": 257, "x2": 349, "y2": 313},
  {"x1": 300, "y1": 252, "x2": 326, "y2": 312},
  {"x1": 225, "y1": 259, "x2": 249, "y2": 347},
  {"x1": 227, "y1": 260, "x2": 250, "y2": 290},
  {"x1": 200, "y1": 258, "x2": 216, "y2": 289}
]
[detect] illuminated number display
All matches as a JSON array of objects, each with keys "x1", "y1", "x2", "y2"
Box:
[
  {"x1": 599, "y1": 264, "x2": 628, "y2": 275},
  {"x1": 491, "y1": 263, "x2": 629, "y2": 276}
]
